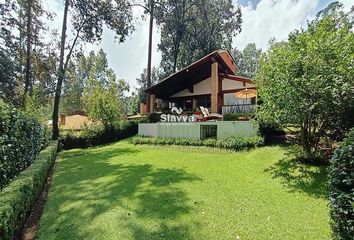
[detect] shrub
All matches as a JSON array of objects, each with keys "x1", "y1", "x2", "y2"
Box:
[
  {"x1": 132, "y1": 135, "x2": 264, "y2": 151},
  {"x1": 60, "y1": 120, "x2": 139, "y2": 149},
  {"x1": 0, "y1": 101, "x2": 50, "y2": 189},
  {"x1": 148, "y1": 113, "x2": 161, "y2": 123},
  {"x1": 328, "y1": 128, "x2": 354, "y2": 240},
  {"x1": 257, "y1": 121, "x2": 286, "y2": 144},
  {"x1": 0, "y1": 141, "x2": 58, "y2": 240},
  {"x1": 223, "y1": 113, "x2": 253, "y2": 121}
]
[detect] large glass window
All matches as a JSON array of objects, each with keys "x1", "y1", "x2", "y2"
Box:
[
  {"x1": 223, "y1": 93, "x2": 252, "y2": 105},
  {"x1": 196, "y1": 95, "x2": 211, "y2": 108}
]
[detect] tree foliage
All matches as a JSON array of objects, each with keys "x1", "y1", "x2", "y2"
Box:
[
  {"x1": 257, "y1": 7, "x2": 354, "y2": 155},
  {"x1": 328, "y1": 128, "x2": 354, "y2": 240},
  {"x1": 81, "y1": 50, "x2": 129, "y2": 126},
  {"x1": 0, "y1": 0, "x2": 55, "y2": 106},
  {"x1": 135, "y1": 66, "x2": 161, "y2": 104},
  {"x1": 51, "y1": 0, "x2": 134, "y2": 139},
  {"x1": 155, "y1": 0, "x2": 242, "y2": 74},
  {"x1": 232, "y1": 43, "x2": 261, "y2": 78}
]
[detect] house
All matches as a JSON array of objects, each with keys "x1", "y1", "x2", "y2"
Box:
[
  {"x1": 59, "y1": 112, "x2": 91, "y2": 130},
  {"x1": 138, "y1": 50, "x2": 259, "y2": 140},
  {"x1": 145, "y1": 49, "x2": 256, "y2": 115}
]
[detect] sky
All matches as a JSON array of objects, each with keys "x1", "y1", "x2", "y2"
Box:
[{"x1": 44, "y1": 0, "x2": 353, "y2": 90}]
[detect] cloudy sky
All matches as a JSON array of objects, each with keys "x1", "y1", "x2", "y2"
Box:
[{"x1": 44, "y1": 0, "x2": 353, "y2": 89}]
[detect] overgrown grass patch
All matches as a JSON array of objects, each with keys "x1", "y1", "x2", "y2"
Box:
[{"x1": 37, "y1": 141, "x2": 330, "y2": 240}]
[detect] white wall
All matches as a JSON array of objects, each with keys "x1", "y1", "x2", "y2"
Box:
[
  {"x1": 170, "y1": 77, "x2": 255, "y2": 98},
  {"x1": 222, "y1": 79, "x2": 255, "y2": 90},
  {"x1": 171, "y1": 77, "x2": 211, "y2": 97},
  {"x1": 138, "y1": 121, "x2": 259, "y2": 140},
  {"x1": 138, "y1": 123, "x2": 158, "y2": 137}
]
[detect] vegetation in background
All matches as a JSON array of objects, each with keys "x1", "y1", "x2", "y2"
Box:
[
  {"x1": 0, "y1": 0, "x2": 57, "y2": 106},
  {"x1": 135, "y1": 67, "x2": 161, "y2": 104},
  {"x1": 60, "y1": 121, "x2": 139, "y2": 150},
  {"x1": 0, "y1": 141, "x2": 57, "y2": 240},
  {"x1": 132, "y1": 135, "x2": 264, "y2": 151},
  {"x1": 37, "y1": 141, "x2": 330, "y2": 239},
  {"x1": 257, "y1": 5, "x2": 354, "y2": 159},
  {"x1": 0, "y1": 100, "x2": 50, "y2": 189},
  {"x1": 328, "y1": 128, "x2": 354, "y2": 240},
  {"x1": 79, "y1": 50, "x2": 129, "y2": 127},
  {"x1": 155, "y1": 0, "x2": 242, "y2": 74},
  {"x1": 51, "y1": 0, "x2": 134, "y2": 140},
  {"x1": 223, "y1": 112, "x2": 254, "y2": 121},
  {"x1": 231, "y1": 43, "x2": 262, "y2": 78}
]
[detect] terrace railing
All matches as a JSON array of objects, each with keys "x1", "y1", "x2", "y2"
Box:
[{"x1": 222, "y1": 104, "x2": 256, "y2": 114}]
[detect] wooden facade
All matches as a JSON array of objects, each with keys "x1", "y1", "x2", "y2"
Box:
[{"x1": 145, "y1": 50, "x2": 256, "y2": 114}]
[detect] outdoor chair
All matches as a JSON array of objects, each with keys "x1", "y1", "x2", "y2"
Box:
[{"x1": 197, "y1": 106, "x2": 223, "y2": 121}]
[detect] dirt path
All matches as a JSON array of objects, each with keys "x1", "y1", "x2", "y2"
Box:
[{"x1": 19, "y1": 164, "x2": 56, "y2": 240}]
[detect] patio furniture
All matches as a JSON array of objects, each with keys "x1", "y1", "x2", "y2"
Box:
[
  {"x1": 197, "y1": 106, "x2": 223, "y2": 121},
  {"x1": 234, "y1": 88, "x2": 257, "y2": 99}
]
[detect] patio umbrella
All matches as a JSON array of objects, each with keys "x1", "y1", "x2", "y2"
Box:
[
  {"x1": 234, "y1": 88, "x2": 257, "y2": 99},
  {"x1": 234, "y1": 89, "x2": 257, "y2": 114}
]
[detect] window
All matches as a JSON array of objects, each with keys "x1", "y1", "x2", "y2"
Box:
[
  {"x1": 185, "y1": 99, "x2": 193, "y2": 111},
  {"x1": 196, "y1": 95, "x2": 211, "y2": 108}
]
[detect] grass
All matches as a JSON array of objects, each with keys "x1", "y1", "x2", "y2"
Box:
[{"x1": 37, "y1": 140, "x2": 330, "y2": 240}]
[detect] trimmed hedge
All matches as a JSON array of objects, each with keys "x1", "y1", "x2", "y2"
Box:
[
  {"x1": 61, "y1": 120, "x2": 138, "y2": 149},
  {"x1": 132, "y1": 136, "x2": 264, "y2": 151},
  {"x1": 0, "y1": 141, "x2": 58, "y2": 240},
  {"x1": 0, "y1": 101, "x2": 50, "y2": 189},
  {"x1": 223, "y1": 112, "x2": 253, "y2": 121},
  {"x1": 329, "y1": 128, "x2": 354, "y2": 240}
]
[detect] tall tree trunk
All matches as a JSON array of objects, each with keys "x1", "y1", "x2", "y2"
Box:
[
  {"x1": 52, "y1": 0, "x2": 69, "y2": 140},
  {"x1": 146, "y1": 0, "x2": 154, "y2": 113},
  {"x1": 23, "y1": 0, "x2": 33, "y2": 103},
  {"x1": 172, "y1": 43, "x2": 178, "y2": 73}
]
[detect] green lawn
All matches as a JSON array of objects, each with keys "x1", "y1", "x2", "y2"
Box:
[{"x1": 37, "y1": 140, "x2": 330, "y2": 240}]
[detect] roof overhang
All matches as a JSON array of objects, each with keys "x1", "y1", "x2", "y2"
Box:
[{"x1": 145, "y1": 50, "x2": 239, "y2": 100}]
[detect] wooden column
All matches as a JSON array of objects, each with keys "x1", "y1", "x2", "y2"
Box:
[
  {"x1": 149, "y1": 94, "x2": 156, "y2": 113},
  {"x1": 218, "y1": 77, "x2": 223, "y2": 113},
  {"x1": 192, "y1": 98, "x2": 197, "y2": 110},
  {"x1": 211, "y1": 62, "x2": 219, "y2": 113}
]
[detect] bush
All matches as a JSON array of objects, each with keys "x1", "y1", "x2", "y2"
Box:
[
  {"x1": 60, "y1": 120, "x2": 139, "y2": 149},
  {"x1": 328, "y1": 128, "x2": 354, "y2": 240},
  {"x1": 0, "y1": 101, "x2": 50, "y2": 189},
  {"x1": 132, "y1": 135, "x2": 264, "y2": 151},
  {"x1": 0, "y1": 141, "x2": 58, "y2": 240},
  {"x1": 223, "y1": 113, "x2": 253, "y2": 121},
  {"x1": 148, "y1": 113, "x2": 161, "y2": 123},
  {"x1": 258, "y1": 121, "x2": 285, "y2": 144}
]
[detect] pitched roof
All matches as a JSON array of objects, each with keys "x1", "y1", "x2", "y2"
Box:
[{"x1": 146, "y1": 50, "x2": 237, "y2": 99}]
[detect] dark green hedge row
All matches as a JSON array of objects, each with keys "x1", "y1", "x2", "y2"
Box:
[
  {"x1": 132, "y1": 136, "x2": 264, "y2": 151},
  {"x1": 329, "y1": 128, "x2": 354, "y2": 240},
  {"x1": 0, "y1": 101, "x2": 50, "y2": 189},
  {"x1": 0, "y1": 141, "x2": 58, "y2": 240},
  {"x1": 61, "y1": 121, "x2": 138, "y2": 149},
  {"x1": 223, "y1": 112, "x2": 254, "y2": 121}
]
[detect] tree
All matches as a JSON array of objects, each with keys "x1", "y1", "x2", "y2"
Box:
[
  {"x1": 61, "y1": 62, "x2": 85, "y2": 115},
  {"x1": 135, "y1": 67, "x2": 161, "y2": 104},
  {"x1": 78, "y1": 50, "x2": 129, "y2": 126},
  {"x1": 232, "y1": 43, "x2": 261, "y2": 78},
  {"x1": 257, "y1": 8, "x2": 354, "y2": 157},
  {"x1": 0, "y1": 0, "x2": 54, "y2": 105},
  {"x1": 83, "y1": 78, "x2": 122, "y2": 127},
  {"x1": 62, "y1": 49, "x2": 129, "y2": 116},
  {"x1": 123, "y1": 92, "x2": 140, "y2": 115},
  {"x1": 52, "y1": 0, "x2": 134, "y2": 139},
  {"x1": 0, "y1": 50, "x2": 18, "y2": 104},
  {"x1": 156, "y1": 0, "x2": 242, "y2": 74}
]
